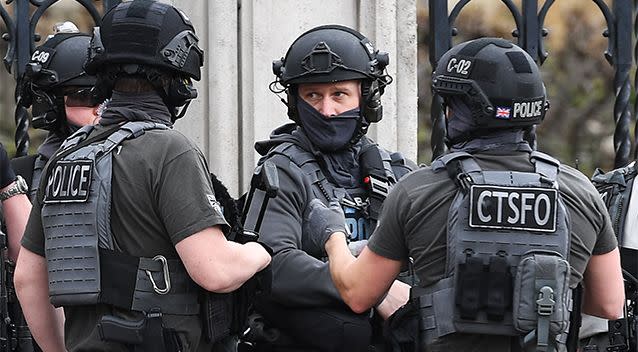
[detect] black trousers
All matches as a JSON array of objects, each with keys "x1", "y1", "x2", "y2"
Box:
[{"x1": 254, "y1": 299, "x2": 373, "y2": 352}]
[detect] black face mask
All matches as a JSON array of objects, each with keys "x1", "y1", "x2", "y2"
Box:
[
  {"x1": 297, "y1": 98, "x2": 360, "y2": 153},
  {"x1": 446, "y1": 96, "x2": 476, "y2": 143}
]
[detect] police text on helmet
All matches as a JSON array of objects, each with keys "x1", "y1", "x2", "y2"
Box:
[{"x1": 512, "y1": 99, "x2": 544, "y2": 119}]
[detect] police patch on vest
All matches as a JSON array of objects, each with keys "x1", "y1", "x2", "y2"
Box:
[
  {"x1": 511, "y1": 98, "x2": 544, "y2": 120},
  {"x1": 469, "y1": 185, "x2": 557, "y2": 232},
  {"x1": 44, "y1": 160, "x2": 93, "y2": 203}
]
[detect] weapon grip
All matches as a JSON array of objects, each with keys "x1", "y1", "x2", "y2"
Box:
[
  {"x1": 252, "y1": 161, "x2": 279, "y2": 198},
  {"x1": 98, "y1": 315, "x2": 145, "y2": 345},
  {"x1": 241, "y1": 161, "x2": 280, "y2": 238}
]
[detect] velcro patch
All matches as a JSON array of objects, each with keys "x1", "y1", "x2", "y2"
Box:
[
  {"x1": 469, "y1": 185, "x2": 557, "y2": 232},
  {"x1": 445, "y1": 55, "x2": 474, "y2": 78},
  {"x1": 31, "y1": 47, "x2": 55, "y2": 67},
  {"x1": 511, "y1": 97, "x2": 544, "y2": 120},
  {"x1": 44, "y1": 160, "x2": 93, "y2": 203}
]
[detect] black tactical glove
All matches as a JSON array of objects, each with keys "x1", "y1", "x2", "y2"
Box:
[
  {"x1": 302, "y1": 199, "x2": 348, "y2": 256},
  {"x1": 0, "y1": 143, "x2": 16, "y2": 189}
]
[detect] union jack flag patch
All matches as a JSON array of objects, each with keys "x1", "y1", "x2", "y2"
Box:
[{"x1": 495, "y1": 107, "x2": 511, "y2": 119}]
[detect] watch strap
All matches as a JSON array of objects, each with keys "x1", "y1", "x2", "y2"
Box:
[{"x1": 0, "y1": 175, "x2": 28, "y2": 201}]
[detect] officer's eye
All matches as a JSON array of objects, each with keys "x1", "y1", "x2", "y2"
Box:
[{"x1": 305, "y1": 92, "x2": 321, "y2": 101}]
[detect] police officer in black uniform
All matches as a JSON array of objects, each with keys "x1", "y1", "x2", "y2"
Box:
[
  {"x1": 14, "y1": 1, "x2": 271, "y2": 351},
  {"x1": 585, "y1": 160, "x2": 638, "y2": 350},
  {"x1": 243, "y1": 25, "x2": 416, "y2": 351},
  {"x1": 8, "y1": 22, "x2": 102, "y2": 260},
  {"x1": 305, "y1": 38, "x2": 625, "y2": 352},
  {"x1": 0, "y1": 23, "x2": 101, "y2": 352}
]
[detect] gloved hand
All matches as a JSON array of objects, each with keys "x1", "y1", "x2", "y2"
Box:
[
  {"x1": 0, "y1": 143, "x2": 16, "y2": 189},
  {"x1": 302, "y1": 199, "x2": 348, "y2": 256},
  {"x1": 348, "y1": 239, "x2": 368, "y2": 257}
]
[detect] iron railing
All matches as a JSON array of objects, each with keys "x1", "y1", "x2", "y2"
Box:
[{"x1": 429, "y1": 0, "x2": 635, "y2": 168}]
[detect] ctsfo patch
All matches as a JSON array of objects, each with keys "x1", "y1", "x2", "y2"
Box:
[
  {"x1": 44, "y1": 160, "x2": 93, "y2": 203},
  {"x1": 469, "y1": 185, "x2": 558, "y2": 232}
]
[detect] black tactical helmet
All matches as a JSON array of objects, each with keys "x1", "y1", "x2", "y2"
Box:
[
  {"x1": 432, "y1": 38, "x2": 548, "y2": 130},
  {"x1": 22, "y1": 23, "x2": 97, "y2": 131},
  {"x1": 85, "y1": 0, "x2": 203, "y2": 120},
  {"x1": 272, "y1": 25, "x2": 391, "y2": 124},
  {"x1": 85, "y1": 0, "x2": 203, "y2": 80}
]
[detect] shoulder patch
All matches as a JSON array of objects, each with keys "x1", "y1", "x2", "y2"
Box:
[{"x1": 207, "y1": 194, "x2": 223, "y2": 215}]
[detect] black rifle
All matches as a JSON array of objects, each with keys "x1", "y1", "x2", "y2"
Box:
[
  {"x1": 0, "y1": 226, "x2": 8, "y2": 351},
  {"x1": 606, "y1": 269, "x2": 637, "y2": 352},
  {"x1": 0, "y1": 221, "x2": 35, "y2": 352}
]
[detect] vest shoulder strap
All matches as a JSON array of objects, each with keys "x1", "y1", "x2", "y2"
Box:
[
  {"x1": 432, "y1": 152, "x2": 483, "y2": 189},
  {"x1": 267, "y1": 142, "x2": 327, "y2": 188},
  {"x1": 99, "y1": 121, "x2": 169, "y2": 155},
  {"x1": 359, "y1": 139, "x2": 398, "y2": 184},
  {"x1": 10, "y1": 154, "x2": 37, "y2": 188},
  {"x1": 530, "y1": 151, "x2": 560, "y2": 183},
  {"x1": 60, "y1": 125, "x2": 96, "y2": 150}
]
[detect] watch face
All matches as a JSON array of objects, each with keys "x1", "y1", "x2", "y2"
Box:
[{"x1": 0, "y1": 175, "x2": 29, "y2": 201}]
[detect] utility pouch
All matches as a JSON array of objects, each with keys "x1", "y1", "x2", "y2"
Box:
[
  {"x1": 384, "y1": 300, "x2": 420, "y2": 352},
  {"x1": 513, "y1": 251, "x2": 571, "y2": 351}
]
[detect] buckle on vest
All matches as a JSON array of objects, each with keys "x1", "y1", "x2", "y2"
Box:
[
  {"x1": 536, "y1": 286, "x2": 555, "y2": 316},
  {"x1": 364, "y1": 175, "x2": 390, "y2": 198},
  {"x1": 145, "y1": 255, "x2": 171, "y2": 295},
  {"x1": 456, "y1": 173, "x2": 473, "y2": 190}
]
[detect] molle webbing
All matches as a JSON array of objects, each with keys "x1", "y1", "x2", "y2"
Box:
[
  {"x1": 415, "y1": 151, "x2": 571, "y2": 349},
  {"x1": 266, "y1": 140, "x2": 396, "y2": 216},
  {"x1": 43, "y1": 121, "x2": 199, "y2": 315}
]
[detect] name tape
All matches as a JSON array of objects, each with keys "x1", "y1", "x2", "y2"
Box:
[
  {"x1": 44, "y1": 160, "x2": 93, "y2": 203},
  {"x1": 469, "y1": 185, "x2": 558, "y2": 232}
]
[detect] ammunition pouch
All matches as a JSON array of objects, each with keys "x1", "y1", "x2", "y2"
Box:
[{"x1": 384, "y1": 300, "x2": 420, "y2": 352}]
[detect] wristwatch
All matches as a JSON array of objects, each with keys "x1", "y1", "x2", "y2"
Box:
[{"x1": 0, "y1": 175, "x2": 28, "y2": 201}]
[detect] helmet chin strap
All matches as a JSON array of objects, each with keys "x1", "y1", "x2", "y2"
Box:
[
  {"x1": 347, "y1": 113, "x2": 368, "y2": 147},
  {"x1": 173, "y1": 100, "x2": 191, "y2": 121}
]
